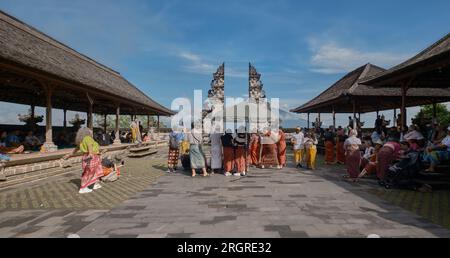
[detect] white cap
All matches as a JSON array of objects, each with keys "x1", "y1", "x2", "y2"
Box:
[{"x1": 447, "y1": 126, "x2": 450, "y2": 131}]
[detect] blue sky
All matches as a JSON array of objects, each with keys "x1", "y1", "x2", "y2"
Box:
[{"x1": 1, "y1": 0, "x2": 449, "y2": 127}]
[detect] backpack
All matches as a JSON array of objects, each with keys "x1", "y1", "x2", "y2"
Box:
[{"x1": 169, "y1": 134, "x2": 179, "y2": 149}]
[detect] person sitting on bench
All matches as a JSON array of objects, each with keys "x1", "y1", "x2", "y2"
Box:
[{"x1": 423, "y1": 126, "x2": 450, "y2": 173}]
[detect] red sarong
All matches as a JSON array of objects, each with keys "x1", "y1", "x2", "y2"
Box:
[
  {"x1": 261, "y1": 144, "x2": 279, "y2": 167},
  {"x1": 250, "y1": 144, "x2": 260, "y2": 166},
  {"x1": 345, "y1": 150, "x2": 361, "y2": 178},
  {"x1": 325, "y1": 141, "x2": 335, "y2": 163},
  {"x1": 235, "y1": 146, "x2": 246, "y2": 173},
  {"x1": 223, "y1": 147, "x2": 235, "y2": 172},
  {"x1": 81, "y1": 154, "x2": 104, "y2": 189},
  {"x1": 336, "y1": 141, "x2": 345, "y2": 164},
  {"x1": 377, "y1": 147, "x2": 394, "y2": 180}
]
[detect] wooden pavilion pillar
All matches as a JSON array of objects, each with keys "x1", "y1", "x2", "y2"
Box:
[
  {"x1": 42, "y1": 84, "x2": 57, "y2": 152},
  {"x1": 113, "y1": 105, "x2": 121, "y2": 145},
  {"x1": 103, "y1": 114, "x2": 107, "y2": 133},
  {"x1": 307, "y1": 113, "x2": 310, "y2": 129},
  {"x1": 352, "y1": 99, "x2": 357, "y2": 129},
  {"x1": 63, "y1": 109, "x2": 67, "y2": 129},
  {"x1": 157, "y1": 115, "x2": 160, "y2": 139},
  {"x1": 401, "y1": 83, "x2": 408, "y2": 131},
  {"x1": 147, "y1": 115, "x2": 151, "y2": 132},
  {"x1": 332, "y1": 106, "x2": 336, "y2": 129},
  {"x1": 86, "y1": 93, "x2": 94, "y2": 130},
  {"x1": 393, "y1": 108, "x2": 397, "y2": 127}
]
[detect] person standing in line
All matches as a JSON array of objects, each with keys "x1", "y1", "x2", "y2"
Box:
[
  {"x1": 63, "y1": 128, "x2": 104, "y2": 194},
  {"x1": 249, "y1": 130, "x2": 260, "y2": 167},
  {"x1": 304, "y1": 130, "x2": 318, "y2": 170},
  {"x1": 260, "y1": 128, "x2": 279, "y2": 169},
  {"x1": 188, "y1": 123, "x2": 208, "y2": 178},
  {"x1": 343, "y1": 129, "x2": 362, "y2": 181},
  {"x1": 277, "y1": 127, "x2": 287, "y2": 169},
  {"x1": 233, "y1": 126, "x2": 247, "y2": 177},
  {"x1": 336, "y1": 126, "x2": 347, "y2": 165},
  {"x1": 167, "y1": 127, "x2": 183, "y2": 173},
  {"x1": 291, "y1": 127, "x2": 305, "y2": 168},
  {"x1": 210, "y1": 126, "x2": 223, "y2": 175},
  {"x1": 324, "y1": 127, "x2": 336, "y2": 165},
  {"x1": 221, "y1": 129, "x2": 235, "y2": 176}
]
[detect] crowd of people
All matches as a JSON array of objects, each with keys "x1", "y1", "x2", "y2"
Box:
[
  {"x1": 165, "y1": 124, "x2": 324, "y2": 178},
  {"x1": 319, "y1": 118, "x2": 450, "y2": 191}
]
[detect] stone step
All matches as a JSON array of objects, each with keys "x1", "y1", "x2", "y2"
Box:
[
  {"x1": 129, "y1": 146, "x2": 153, "y2": 153},
  {"x1": 0, "y1": 166, "x2": 80, "y2": 190},
  {"x1": 127, "y1": 149, "x2": 158, "y2": 158}
]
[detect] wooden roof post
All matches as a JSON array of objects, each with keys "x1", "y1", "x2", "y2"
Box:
[
  {"x1": 307, "y1": 113, "x2": 310, "y2": 129},
  {"x1": 63, "y1": 109, "x2": 67, "y2": 129},
  {"x1": 332, "y1": 106, "x2": 336, "y2": 129},
  {"x1": 86, "y1": 93, "x2": 94, "y2": 130},
  {"x1": 353, "y1": 99, "x2": 357, "y2": 129},
  {"x1": 157, "y1": 115, "x2": 160, "y2": 140},
  {"x1": 393, "y1": 108, "x2": 397, "y2": 127},
  {"x1": 147, "y1": 115, "x2": 151, "y2": 133},
  {"x1": 103, "y1": 114, "x2": 107, "y2": 133},
  {"x1": 401, "y1": 78, "x2": 413, "y2": 131},
  {"x1": 42, "y1": 83, "x2": 57, "y2": 152},
  {"x1": 433, "y1": 102, "x2": 437, "y2": 122},
  {"x1": 113, "y1": 104, "x2": 121, "y2": 145}
]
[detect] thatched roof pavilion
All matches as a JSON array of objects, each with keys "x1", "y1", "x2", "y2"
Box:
[
  {"x1": 0, "y1": 11, "x2": 174, "y2": 151},
  {"x1": 290, "y1": 63, "x2": 450, "y2": 127},
  {"x1": 361, "y1": 33, "x2": 450, "y2": 128}
]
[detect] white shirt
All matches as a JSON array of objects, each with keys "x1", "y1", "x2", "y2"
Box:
[
  {"x1": 363, "y1": 147, "x2": 375, "y2": 160},
  {"x1": 442, "y1": 136, "x2": 450, "y2": 151},
  {"x1": 404, "y1": 130, "x2": 424, "y2": 141},
  {"x1": 292, "y1": 132, "x2": 304, "y2": 150}
]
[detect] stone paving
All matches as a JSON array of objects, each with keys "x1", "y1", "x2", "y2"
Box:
[
  {"x1": 1, "y1": 153, "x2": 450, "y2": 238},
  {"x1": 74, "y1": 165, "x2": 450, "y2": 238}
]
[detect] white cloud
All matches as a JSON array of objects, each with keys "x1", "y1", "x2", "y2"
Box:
[{"x1": 309, "y1": 41, "x2": 411, "y2": 74}]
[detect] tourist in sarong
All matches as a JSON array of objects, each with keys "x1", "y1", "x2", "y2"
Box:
[
  {"x1": 424, "y1": 126, "x2": 450, "y2": 173},
  {"x1": 221, "y1": 129, "x2": 235, "y2": 176},
  {"x1": 249, "y1": 131, "x2": 261, "y2": 167},
  {"x1": 291, "y1": 127, "x2": 305, "y2": 168},
  {"x1": 210, "y1": 126, "x2": 223, "y2": 174},
  {"x1": 233, "y1": 126, "x2": 247, "y2": 176},
  {"x1": 277, "y1": 127, "x2": 287, "y2": 169},
  {"x1": 130, "y1": 119, "x2": 141, "y2": 143},
  {"x1": 167, "y1": 128, "x2": 183, "y2": 173},
  {"x1": 359, "y1": 139, "x2": 383, "y2": 178},
  {"x1": 0, "y1": 131, "x2": 24, "y2": 154},
  {"x1": 336, "y1": 127, "x2": 347, "y2": 165},
  {"x1": 188, "y1": 124, "x2": 208, "y2": 177},
  {"x1": 343, "y1": 129, "x2": 362, "y2": 180},
  {"x1": 260, "y1": 128, "x2": 279, "y2": 169},
  {"x1": 304, "y1": 130, "x2": 318, "y2": 170},
  {"x1": 63, "y1": 128, "x2": 104, "y2": 194},
  {"x1": 376, "y1": 136, "x2": 402, "y2": 181},
  {"x1": 324, "y1": 127, "x2": 335, "y2": 165}
]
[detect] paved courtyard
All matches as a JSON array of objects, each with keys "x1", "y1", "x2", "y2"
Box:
[{"x1": 1, "y1": 153, "x2": 449, "y2": 238}]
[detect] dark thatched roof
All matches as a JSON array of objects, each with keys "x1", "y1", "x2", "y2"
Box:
[
  {"x1": 361, "y1": 33, "x2": 450, "y2": 88},
  {"x1": 291, "y1": 63, "x2": 450, "y2": 114},
  {"x1": 0, "y1": 10, "x2": 174, "y2": 116}
]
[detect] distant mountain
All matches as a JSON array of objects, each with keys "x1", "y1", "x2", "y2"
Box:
[{"x1": 278, "y1": 108, "x2": 309, "y2": 129}]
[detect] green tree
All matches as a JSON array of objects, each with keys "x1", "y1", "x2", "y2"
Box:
[{"x1": 413, "y1": 104, "x2": 450, "y2": 127}]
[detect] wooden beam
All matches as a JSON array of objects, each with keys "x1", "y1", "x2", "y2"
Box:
[{"x1": 113, "y1": 105, "x2": 121, "y2": 145}]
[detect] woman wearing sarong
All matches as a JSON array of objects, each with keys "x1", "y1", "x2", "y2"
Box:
[
  {"x1": 64, "y1": 128, "x2": 104, "y2": 194},
  {"x1": 424, "y1": 127, "x2": 450, "y2": 173},
  {"x1": 233, "y1": 127, "x2": 247, "y2": 176},
  {"x1": 277, "y1": 128, "x2": 287, "y2": 169},
  {"x1": 377, "y1": 138, "x2": 401, "y2": 181},
  {"x1": 324, "y1": 128, "x2": 335, "y2": 165},
  {"x1": 167, "y1": 129, "x2": 183, "y2": 173},
  {"x1": 343, "y1": 129, "x2": 362, "y2": 180},
  {"x1": 221, "y1": 130, "x2": 235, "y2": 176},
  {"x1": 249, "y1": 133, "x2": 260, "y2": 167},
  {"x1": 336, "y1": 127, "x2": 347, "y2": 164},
  {"x1": 304, "y1": 131, "x2": 318, "y2": 170},
  {"x1": 188, "y1": 126, "x2": 208, "y2": 178},
  {"x1": 210, "y1": 127, "x2": 223, "y2": 174},
  {"x1": 260, "y1": 129, "x2": 279, "y2": 169},
  {"x1": 359, "y1": 139, "x2": 382, "y2": 178}
]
